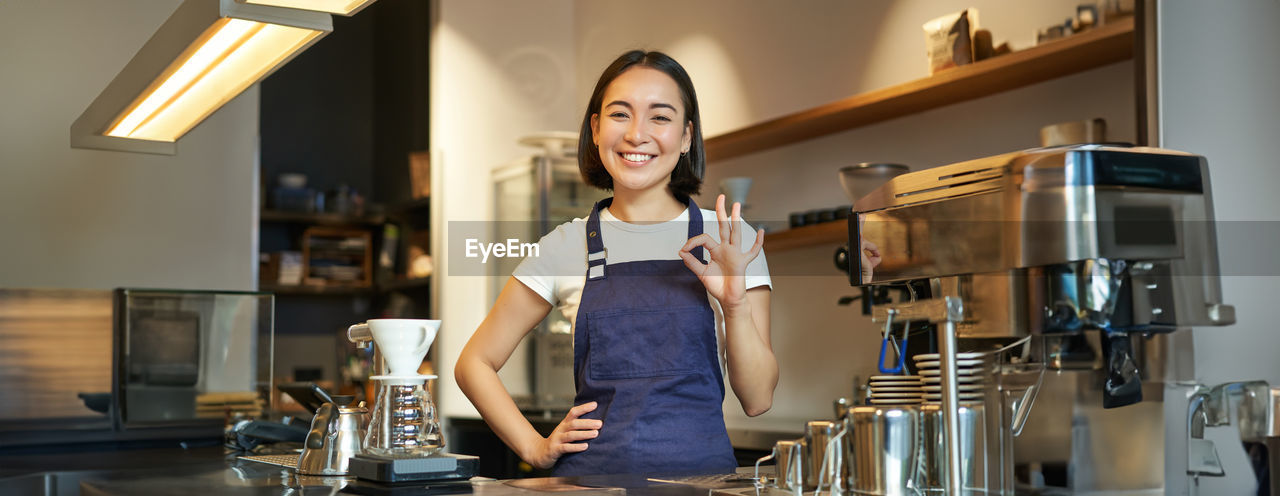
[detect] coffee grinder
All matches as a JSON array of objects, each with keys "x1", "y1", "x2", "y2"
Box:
[{"x1": 346, "y1": 319, "x2": 478, "y2": 483}]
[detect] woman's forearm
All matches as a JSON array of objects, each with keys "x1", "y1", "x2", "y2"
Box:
[
  {"x1": 455, "y1": 355, "x2": 543, "y2": 461},
  {"x1": 453, "y1": 277, "x2": 555, "y2": 464},
  {"x1": 722, "y1": 288, "x2": 777, "y2": 416}
]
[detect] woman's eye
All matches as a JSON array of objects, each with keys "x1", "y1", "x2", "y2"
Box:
[
  {"x1": 652, "y1": 115, "x2": 672, "y2": 123},
  {"x1": 609, "y1": 112, "x2": 628, "y2": 119}
]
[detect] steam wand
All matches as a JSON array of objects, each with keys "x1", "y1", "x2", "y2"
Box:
[{"x1": 872, "y1": 296, "x2": 965, "y2": 496}]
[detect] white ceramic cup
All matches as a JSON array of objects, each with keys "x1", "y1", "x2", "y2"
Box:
[
  {"x1": 718, "y1": 177, "x2": 753, "y2": 207},
  {"x1": 349, "y1": 319, "x2": 441, "y2": 376}
]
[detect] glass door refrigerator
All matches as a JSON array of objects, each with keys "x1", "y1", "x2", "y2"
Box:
[{"x1": 492, "y1": 133, "x2": 608, "y2": 414}]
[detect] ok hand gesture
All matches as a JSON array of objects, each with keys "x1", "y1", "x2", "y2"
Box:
[{"x1": 679, "y1": 194, "x2": 765, "y2": 310}]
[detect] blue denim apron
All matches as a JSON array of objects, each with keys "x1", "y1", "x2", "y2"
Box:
[{"x1": 551, "y1": 197, "x2": 737, "y2": 476}]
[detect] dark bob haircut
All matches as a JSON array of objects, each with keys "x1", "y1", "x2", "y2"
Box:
[{"x1": 578, "y1": 50, "x2": 704, "y2": 199}]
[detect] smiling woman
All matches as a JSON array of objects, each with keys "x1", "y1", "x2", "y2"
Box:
[{"x1": 455, "y1": 50, "x2": 777, "y2": 478}]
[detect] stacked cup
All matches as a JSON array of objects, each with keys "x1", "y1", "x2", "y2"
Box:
[
  {"x1": 867, "y1": 375, "x2": 924, "y2": 406},
  {"x1": 912, "y1": 352, "x2": 993, "y2": 404}
]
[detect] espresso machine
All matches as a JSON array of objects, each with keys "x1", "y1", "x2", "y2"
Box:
[{"x1": 841, "y1": 144, "x2": 1239, "y2": 494}]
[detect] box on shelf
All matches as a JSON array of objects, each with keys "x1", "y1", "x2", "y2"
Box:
[
  {"x1": 260, "y1": 251, "x2": 304, "y2": 285},
  {"x1": 301, "y1": 227, "x2": 372, "y2": 287},
  {"x1": 923, "y1": 8, "x2": 979, "y2": 75}
]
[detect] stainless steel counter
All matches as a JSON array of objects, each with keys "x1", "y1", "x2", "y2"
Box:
[{"x1": 0, "y1": 446, "x2": 767, "y2": 496}]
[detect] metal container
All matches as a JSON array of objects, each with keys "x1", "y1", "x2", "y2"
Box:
[
  {"x1": 838, "y1": 163, "x2": 909, "y2": 204},
  {"x1": 773, "y1": 439, "x2": 805, "y2": 491},
  {"x1": 804, "y1": 420, "x2": 843, "y2": 491},
  {"x1": 918, "y1": 403, "x2": 988, "y2": 494},
  {"x1": 298, "y1": 397, "x2": 367, "y2": 475},
  {"x1": 1038, "y1": 118, "x2": 1105, "y2": 147},
  {"x1": 847, "y1": 405, "x2": 919, "y2": 496}
]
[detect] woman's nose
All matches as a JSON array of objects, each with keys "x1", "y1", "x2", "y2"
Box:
[{"x1": 624, "y1": 121, "x2": 646, "y2": 144}]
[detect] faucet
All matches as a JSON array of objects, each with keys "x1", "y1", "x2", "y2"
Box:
[
  {"x1": 1186, "y1": 380, "x2": 1272, "y2": 480},
  {"x1": 1186, "y1": 385, "x2": 1224, "y2": 478}
]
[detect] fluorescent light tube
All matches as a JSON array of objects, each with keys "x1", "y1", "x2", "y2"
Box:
[
  {"x1": 106, "y1": 19, "x2": 322, "y2": 142},
  {"x1": 237, "y1": 0, "x2": 376, "y2": 16}
]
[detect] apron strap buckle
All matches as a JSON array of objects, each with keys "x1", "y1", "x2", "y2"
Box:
[{"x1": 587, "y1": 248, "x2": 608, "y2": 280}]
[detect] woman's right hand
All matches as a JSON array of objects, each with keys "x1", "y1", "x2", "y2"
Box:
[
  {"x1": 524, "y1": 401, "x2": 602, "y2": 469},
  {"x1": 860, "y1": 238, "x2": 882, "y2": 283}
]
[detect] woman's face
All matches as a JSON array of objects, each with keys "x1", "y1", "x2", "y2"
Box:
[{"x1": 591, "y1": 67, "x2": 692, "y2": 196}]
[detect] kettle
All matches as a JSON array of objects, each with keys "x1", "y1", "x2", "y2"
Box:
[{"x1": 297, "y1": 395, "x2": 366, "y2": 475}]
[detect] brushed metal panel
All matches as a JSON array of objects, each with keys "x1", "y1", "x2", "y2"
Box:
[{"x1": 0, "y1": 289, "x2": 114, "y2": 420}]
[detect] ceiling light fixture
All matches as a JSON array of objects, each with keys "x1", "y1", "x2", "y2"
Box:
[
  {"x1": 72, "y1": 0, "x2": 333, "y2": 154},
  {"x1": 236, "y1": 0, "x2": 377, "y2": 16}
]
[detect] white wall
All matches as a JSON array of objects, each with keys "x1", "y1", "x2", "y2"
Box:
[
  {"x1": 430, "y1": 0, "x2": 579, "y2": 419},
  {"x1": 1159, "y1": 1, "x2": 1280, "y2": 494},
  {"x1": 570, "y1": 0, "x2": 1128, "y2": 430},
  {"x1": 0, "y1": 0, "x2": 259, "y2": 291},
  {"x1": 432, "y1": 0, "x2": 1137, "y2": 431},
  {"x1": 1160, "y1": 0, "x2": 1280, "y2": 387}
]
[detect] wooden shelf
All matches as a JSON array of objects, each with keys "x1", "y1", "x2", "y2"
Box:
[
  {"x1": 704, "y1": 17, "x2": 1135, "y2": 162},
  {"x1": 380, "y1": 277, "x2": 431, "y2": 292},
  {"x1": 766, "y1": 221, "x2": 847, "y2": 252},
  {"x1": 262, "y1": 278, "x2": 431, "y2": 295},
  {"x1": 260, "y1": 283, "x2": 374, "y2": 296},
  {"x1": 260, "y1": 210, "x2": 385, "y2": 227},
  {"x1": 386, "y1": 197, "x2": 430, "y2": 218}
]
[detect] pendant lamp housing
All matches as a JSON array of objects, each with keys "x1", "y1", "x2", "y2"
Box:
[{"x1": 71, "y1": 0, "x2": 332, "y2": 154}]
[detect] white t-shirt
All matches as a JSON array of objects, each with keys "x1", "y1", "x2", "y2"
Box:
[{"x1": 513, "y1": 206, "x2": 772, "y2": 358}]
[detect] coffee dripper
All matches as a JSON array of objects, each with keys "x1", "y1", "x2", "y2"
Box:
[{"x1": 348, "y1": 319, "x2": 444, "y2": 456}]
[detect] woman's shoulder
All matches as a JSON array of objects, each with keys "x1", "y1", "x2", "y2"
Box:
[
  {"x1": 518, "y1": 218, "x2": 589, "y2": 277},
  {"x1": 555, "y1": 216, "x2": 590, "y2": 232},
  {"x1": 539, "y1": 217, "x2": 589, "y2": 247}
]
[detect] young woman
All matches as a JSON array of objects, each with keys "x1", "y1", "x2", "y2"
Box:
[{"x1": 454, "y1": 50, "x2": 777, "y2": 476}]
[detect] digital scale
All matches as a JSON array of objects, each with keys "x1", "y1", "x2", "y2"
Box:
[
  {"x1": 349, "y1": 452, "x2": 480, "y2": 483},
  {"x1": 240, "y1": 451, "x2": 478, "y2": 484}
]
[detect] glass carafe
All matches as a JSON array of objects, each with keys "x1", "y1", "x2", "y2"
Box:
[{"x1": 364, "y1": 375, "x2": 443, "y2": 456}]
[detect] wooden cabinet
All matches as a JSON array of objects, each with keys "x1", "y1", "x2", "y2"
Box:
[
  {"x1": 259, "y1": 210, "x2": 384, "y2": 295},
  {"x1": 259, "y1": 205, "x2": 430, "y2": 295},
  {"x1": 300, "y1": 227, "x2": 373, "y2": 288}
]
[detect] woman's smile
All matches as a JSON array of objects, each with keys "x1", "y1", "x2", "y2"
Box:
[
  {"x1": 591, "y1": 67, "x2": 692, "y2": 195},
  {"x1": 619, "y1": 152, "x2": 656, "y2": 166}
]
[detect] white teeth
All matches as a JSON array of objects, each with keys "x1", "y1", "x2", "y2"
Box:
[{"x1": 622, "y1": 153, "x2": 653, "y2": 162}]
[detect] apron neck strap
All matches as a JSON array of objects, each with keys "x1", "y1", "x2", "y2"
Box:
[
  {"x1": 584, "y1": 196, "x2": 704, "y2": 264},
  {"x1": 685, "y1": 197, "x2": 704, "y2": 263}
]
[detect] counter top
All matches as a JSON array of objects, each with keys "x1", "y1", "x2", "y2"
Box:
[
  {"x1": 448, "y1": 414, "x2": 808, "y2": 452},
  {"x1": 0, "y1": 446, "x2": 773, "y2": 496}
]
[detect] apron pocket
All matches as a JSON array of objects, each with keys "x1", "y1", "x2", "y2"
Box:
[{"x1": 586, "y1": 305, "x2": 711, "y2": 380}]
